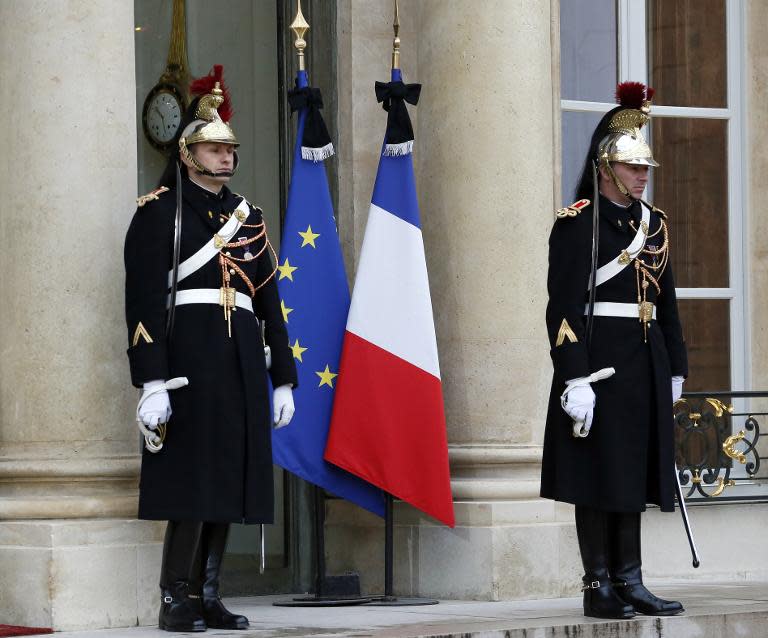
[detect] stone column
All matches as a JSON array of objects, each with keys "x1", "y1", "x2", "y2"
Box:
[
  {"x1": 0, "y1": 1, "x2": 163, "y2": 630},
  {"x1": 327, "y1": 0, "x2": 581, "y2": 599},
  {"x1": 414, "y1": 0, "x2": 576, "y2": 600}
]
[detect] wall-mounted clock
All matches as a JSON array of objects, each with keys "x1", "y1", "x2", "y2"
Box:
[{"x1": 142, "y1": 83, "x2": 185, "y2": 151}]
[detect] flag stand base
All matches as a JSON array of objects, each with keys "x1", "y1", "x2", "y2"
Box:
[
  {"x1": 274, "y1": 487, "x2": 373, "y2": 607},
  {"x1": 273, "y1": 595, "x2": 372, "y2": 607},
  {"x1": 366, "y1": 596, "x2": 439, "y2": 606}
]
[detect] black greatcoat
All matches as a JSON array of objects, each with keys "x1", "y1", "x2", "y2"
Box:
[
  {"x1": 540, "y1": 195, "x2": 687, "y2": 513},
  {"x1": 124, "y1": 178, "x2": 297, "y2": 523}
]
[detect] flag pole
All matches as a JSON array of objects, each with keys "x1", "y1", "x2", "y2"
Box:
[
  {"x1": 391, "y1": 0, "x2": 400, "y2": 71},
  {"x1": 365, "y1": 3, "x2": 438, "y2": 606},
  {"x1": 384, "y1": 1, "x2": 399, "y2": 602},
  {"x1": 271, "y1": 4, "x2": 370, "y2": 606},
  {"x1": 384, "y1": 493, "x2": 394, "y2": 597},
  {"x1": 291, "y1": 0, "x2": 308, "y2": 72}
]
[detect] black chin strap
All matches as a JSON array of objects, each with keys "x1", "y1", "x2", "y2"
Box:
[{"x1": 194, "y1": 168, "x2": 234, "y2": 178}]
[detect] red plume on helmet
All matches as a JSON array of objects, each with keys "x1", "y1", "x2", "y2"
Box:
[
  {"x1": 190, "y1": 64, "x2": 233, "y2": 123},
  {"x1": 615, "y1": 81, "x2": 655, "y2": 109}
]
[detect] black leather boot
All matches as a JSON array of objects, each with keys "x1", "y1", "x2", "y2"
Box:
[
  {"x1": 198, "y1": 523, "x2": 249, "y2": 630},
  {"x1": 159, "y1": 521, "x2": 207, "y2": 632},
  {"x1": 609, "y1": 511, "x2": 684, "y2": 616},
  {"x1": 575, "y1": 506, "x2": 635, "y2": 620}
]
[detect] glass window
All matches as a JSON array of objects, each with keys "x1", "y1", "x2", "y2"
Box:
[
  {"x1": 134, "y1": 0, "x2": 281, "y2": 238},
  {"x1": 561, "y1": 110, "x2": 604, "y2": 203},
  {"x1": 560, "y1": 0, "x2": 618, "y2": 102},
  {"x1": 651, "y1": 117, "x2": 729, "y2": 288},
  {"x1": 677, "y1": 299, "x2": 731, "y2": 392},
  {"x1": 647, "y1": 0, "x2": 727, "y2": 108}
]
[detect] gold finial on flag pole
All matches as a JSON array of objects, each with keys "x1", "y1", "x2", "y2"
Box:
[
  {"x1": 392, "y1": 0, "x2": 401, "y2": 70},
  {"x1": 290, "y1": 0, "x2": 310, "y2": 71}
]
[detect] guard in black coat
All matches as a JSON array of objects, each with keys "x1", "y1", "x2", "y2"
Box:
[
  {"x1": 540, "y1": 83, "x2": 687, "y2": 620},
  {"x1": 125, "y1": 68, "x2": 297, "y2": 632}
]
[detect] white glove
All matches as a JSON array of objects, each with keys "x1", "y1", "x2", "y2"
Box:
[
  {"x1": 273, "y1": 384, "x2": 295, "y2": 428},
  {"x1": 561, "y1": 378, "x2": 596, "y2": 438},
  {"x1": 672, "y1": 375, "x2": 684, "y2": 404},
  {"x1": 139, "y1": 379, "x2": 172, "y2": 430}
]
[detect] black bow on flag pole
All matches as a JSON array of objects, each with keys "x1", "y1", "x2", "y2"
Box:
[
  {"x1": 375, "y1": 80, "x2": 421, "y2": 156},
  {"x1": 288, "y1": 84, "x2": 335, "y2": 162}
]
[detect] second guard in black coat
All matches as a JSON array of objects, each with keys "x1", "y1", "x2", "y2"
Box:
[
  {"x1": 125, "y1": 67, "x2": 297, "y2": 632},
  {"x1": 540, "y1": 82, "x2": 688, "y2": 620}
]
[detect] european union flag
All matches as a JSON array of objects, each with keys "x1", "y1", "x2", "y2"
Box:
[{"x1": 272, "y1": 69, "x2": 384, "y2": 517}]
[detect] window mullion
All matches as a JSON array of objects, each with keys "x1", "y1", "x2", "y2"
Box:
[
  {"x1": 562, "y1": 100, "x2": 731, "y2": 120},
  {"x1": 560, "y1": 100, "x2": 613, "y2": 113},
  {"x1": 618, "y1": 0, "x2": 647, "y2": 83},
  {"x1": 676, "y1": 288, "x2": 735, "y2": 300},
  {"x1": 727, "y1": 0, "x2": 747, "y2": 393}
]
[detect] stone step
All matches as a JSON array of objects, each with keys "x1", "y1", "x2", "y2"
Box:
[{"x1": 52, "y1": 582, "x2": 768, "y2": 637}]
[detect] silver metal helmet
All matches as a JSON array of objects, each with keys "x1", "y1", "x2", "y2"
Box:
[{"x1": 598, "y1": 100, "x2": 658, "y2": 168}]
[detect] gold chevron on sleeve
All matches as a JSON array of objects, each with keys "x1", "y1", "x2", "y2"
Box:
[
  {"x1": 132, "y1": 322, "x2": 154, "y2": 346},
  {"x1": 555, "y1": 318, "x2": 578, "y2": 347}
]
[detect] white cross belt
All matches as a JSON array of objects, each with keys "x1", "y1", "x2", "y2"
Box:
[
  {"x1": 167, "y1": 197, "x2": 250, "y2": 288},
  {"x1": 589, "y1": 202, "x2": 651, "y2": 290}
]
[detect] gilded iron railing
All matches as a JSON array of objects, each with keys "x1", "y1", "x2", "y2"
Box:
[{"x1": 674, "y1": 391, "x2": 768, "y2": 501}]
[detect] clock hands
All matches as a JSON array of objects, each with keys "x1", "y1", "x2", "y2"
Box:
[{"x1": 153, "y1": 105, "x2": 167, "y2": 128}]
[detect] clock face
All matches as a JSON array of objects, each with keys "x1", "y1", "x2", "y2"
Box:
[{"x1": 145, "y1": 89, "x2": 182, "y2": 144}]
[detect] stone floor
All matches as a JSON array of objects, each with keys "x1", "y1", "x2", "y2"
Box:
[{"x1": 52, "y1": 582, "x2": 768, "y2": 638}]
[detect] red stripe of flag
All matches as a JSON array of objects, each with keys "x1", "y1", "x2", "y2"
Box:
[{"x1": 325, "y1": 331, "x2": 454, "y2": 527}]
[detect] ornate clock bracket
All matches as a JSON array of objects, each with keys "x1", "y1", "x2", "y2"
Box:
[
  {"x1": 141, "y1": 0, "x2": 191, "y2": 152},
  {"x1": 159, "y1": 0, "x2": 191, "y2": 102}
]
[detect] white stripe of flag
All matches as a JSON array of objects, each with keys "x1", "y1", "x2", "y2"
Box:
[{"x1": 345, "y1": 203, "x2": 441, "y2": 380}]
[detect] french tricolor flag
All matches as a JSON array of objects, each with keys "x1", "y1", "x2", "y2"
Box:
[{"x1": 325, "y1": 70, "x2": 454, "y2": 527}]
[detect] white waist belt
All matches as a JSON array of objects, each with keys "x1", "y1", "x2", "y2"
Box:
[
  {"x1": 170, "y1": 288, "x2": 254, "y2": 313},
  {"x1": 584, "y1": 302, "x2": 656, "y2": 320}
]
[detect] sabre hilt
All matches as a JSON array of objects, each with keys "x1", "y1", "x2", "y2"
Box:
[{"x1": 135, "y1": 377, "x2": 189, "y2": 453}]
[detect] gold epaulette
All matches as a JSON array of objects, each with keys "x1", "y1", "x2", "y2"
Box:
[
  {"x1": 555, "y1": 198, "x2": 590, "y2": 219},
  {"x1": 136, "y1": 186, "x2": 170, "y2": 207},
  {"x1": 652, "y1": 205, "x2": 667, "y2": 219}
]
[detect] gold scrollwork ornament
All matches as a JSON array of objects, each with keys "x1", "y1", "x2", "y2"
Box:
[
  {"x1": 689, "y1": 468, "x2": 735, "y2": 498},
  {"x1": 723, "y1": 430, "x2": 748, "y2": 465}
]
